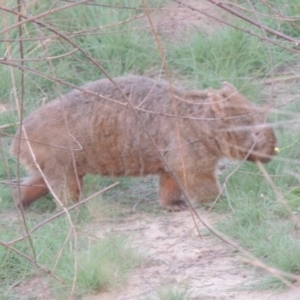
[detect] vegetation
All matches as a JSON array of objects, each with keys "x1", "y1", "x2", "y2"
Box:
[
  {"x1": 0, "y1": 0, "x2": 300, "y2": 298},
  {"x1": 144, "y1": 285, "x2": 190, "y2": 300}
]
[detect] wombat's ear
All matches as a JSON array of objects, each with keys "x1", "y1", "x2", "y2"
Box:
[
  {"x1": 221, "y1": 82, "x2": 238, "y2": 96},
  {"x1": 208, "y1": 92, "x2": 226, "y2": 117}
]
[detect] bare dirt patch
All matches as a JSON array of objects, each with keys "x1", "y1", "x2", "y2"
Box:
[
  {"x1": 87, "y1": 209, "x2": 300, "y2": 300},
  {"x1": 13, "y1": 277, "x2": 55, "y2": 300},
  {"x1": 149, "y1": 0, "x2": 231, "y2": 39}
]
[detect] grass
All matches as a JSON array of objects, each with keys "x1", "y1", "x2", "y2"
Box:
[
  {"x1": 0, "y1": 208, "x2": 141, "y2": 299},
  {"x1": 238, "y1": 0, "x2": 300, "y2": 38},
  {"x1": 74, "y1": 235, "x2": 141, "y2": 297},
  {"x1": 215, "y1": 123, "x2": 300, "y2": 287},
  {"x1": 0, "y1": 0, "x2": 300, "y2": 298},
  {"x1": 144, "y1": 285, "x2": 190, "y2": 300},
  {"x1": 0, "y1": 0, "x2": 163, "y2": 116},
  {"x1": 167, "y1": 24, "x2": 297, "y2": 100}
]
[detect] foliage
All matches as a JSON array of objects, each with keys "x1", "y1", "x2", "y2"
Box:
[{"x1": 0, "y1": 0, "x2": 300, "y2": 297}]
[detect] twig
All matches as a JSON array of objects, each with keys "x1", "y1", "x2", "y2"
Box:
[
  {"x1": 204, "y1": 0, "x2": 300, "y2": 45},
  {"x1": 0, "y1": 239, "x2": 64, "y2": 283},
  {"x1": 0, "y1": 0, "x2": 91, "y2": 36},
  {"x1": 171, "y1": 0, "x2": 300, "y2": 54},
  {"x1": 264, "y1": 75, "x2": 300, "y2": 85},
  {"x1": 256, "y1": 160, "x2": 300, "y2": 228},
  {"x1": 0, "y1": 122, "x2": 19, "y2": 129},
  {"x1": 26, "y1": 10, "x2": 81, "y2": 296},
  {"x1": 258, "y1": 0, "x2": 300, "y2": 32},
  {"x1": 14, "y1": 0, "x2": 38, "y2": 266},
  {"x1": 193, "y1": 217, "x2": 300, "y2": 285},
  {"x1": 0, "y1": 60, "x2": 127, "y2": 106},
  {"x1": 7, "y1": 182, "x2": 119, "y2": 246},
  {"x1": 5, "y1": 48, "x2": 78, "y2": 62},
  {"x1": 2, "y1": 0, "x2": 299, "y2": 290},
  {"x1": 142, "y1": 0, "x2": 204, "y2": 238}
]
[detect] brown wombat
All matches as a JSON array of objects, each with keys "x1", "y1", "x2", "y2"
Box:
[{"x1": 11, "y1": 76, "x2": 277, "y2": 210}]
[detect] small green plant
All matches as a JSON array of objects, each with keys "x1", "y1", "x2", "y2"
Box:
[
  {"x1": 144, "y1": 285, "x2": 190, "y2": 300},
  {"x1": 74, "y1": 235, "x2": 141, "y2": 296}
]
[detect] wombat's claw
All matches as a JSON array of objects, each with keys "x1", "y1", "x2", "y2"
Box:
[{"x1": 164, "y1": 200, "x2": 188, "y2": 212}]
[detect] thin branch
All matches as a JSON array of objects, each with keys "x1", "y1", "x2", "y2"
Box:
[
  {"x1": 171, "y1": 0, "x2": 300, "y2": 54},
  {"x1": 7, "y1": 182, "x2": 119, "y2": 246},
  {"x1": 0, "y1": 240, "x2": 64, "y2": 283},
  {"x1": 5, "y1": 48, "x2": 78, "y2": 62},
  {"x1": 15, "y1": 0, "x2": 38, "y2": 265},
  {"x1": 203, "y1": 0, "x2": 300, "y2": 45},
  {"x1": 0, "y1": 1, "x2": 91, "y2": 36},
  {"x1": 256, "y1": 160, "x2": 300, "y2": 228},
  {"x1": 0, "y1": 60, "x2": 127, "y2": 106}
]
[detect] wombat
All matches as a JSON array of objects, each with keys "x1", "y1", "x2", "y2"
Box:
[{"x1": 11, "y1": 76, "x2": 277, "y2": 210}]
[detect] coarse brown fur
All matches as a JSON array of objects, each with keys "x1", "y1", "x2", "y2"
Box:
[{"x1": 11, "y1": 76, "x2": 277, "y2": 210}]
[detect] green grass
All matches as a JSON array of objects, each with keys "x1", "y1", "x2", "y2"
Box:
[
  {"x1": 74, "y1": 235, "x2": 141, "y2": 297},
  {"x1": 1, "y1": 0, "x2": 300, "y2": 297},
  {"x1": 215, "y1": 126, "x2": 300, "y2": 287},
  {"x1": 144, "y1": 285, "x2": 190, "y2": 300},
  {"x1": 0, "y1": 0, "x2": 163, "y2": 117},
  {"x1": 167, "y1": 25, "x2": 297, "y2": 96},
  {"x1": 237, "y1": 0, "x2": 300, "y2": 38},
  {"x1": 0, "y1": 209, "x2": 141, "y2": 299}
]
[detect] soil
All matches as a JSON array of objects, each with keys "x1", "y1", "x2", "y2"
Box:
[
  {"x1": 149, "y1": 0, "x2": 230, "y2": 39},
  {"x1": 83, "y1": 208, "x2": 300, "y2": 300},
  {"x1": 12, "y1": 207, "x2": 300, "y2": 299}
]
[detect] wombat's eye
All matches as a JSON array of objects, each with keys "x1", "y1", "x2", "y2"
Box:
[{"x1": 252, "y1": 129, "x2": 261, "y2": 140}]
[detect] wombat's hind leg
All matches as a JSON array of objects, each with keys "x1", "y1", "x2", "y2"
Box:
[
  {"x1": 63, "y1": 174, "x2": 84, "y2": 203},
  {"x1": 17, "y1": 174, "x2": 49, "y2": 208},
  {"x1": 159, "y1": 172, "x2": 187, "y2": 211}
]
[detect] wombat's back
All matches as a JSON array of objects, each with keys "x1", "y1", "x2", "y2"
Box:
[
  {"x1": 11, "y1": 76, "x2": 208, "y2": 178},
  {"x1": 11, "y1": 76, "x2": 277, "y2": 209}
]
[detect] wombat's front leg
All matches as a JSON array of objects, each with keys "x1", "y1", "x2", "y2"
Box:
[
  {"x1": 159, "y1": 172, "x2": 187, "y2": 211},
  {"x1": 18, "y1": 173, "x2": 49, "y2": 208}
]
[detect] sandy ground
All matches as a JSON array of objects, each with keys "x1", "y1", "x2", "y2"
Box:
[
  {"x1": 12, "y1": 208, "x2": 300, "y2": 299},
  {"x1": 87, "y1": 209, "x2": 300, "y2": 300},
  {"x1": 147, "y1": 0, "x2": 231, "y2": 39}
]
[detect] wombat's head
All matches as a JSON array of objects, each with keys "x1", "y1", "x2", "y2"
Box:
[{"x1": 209, "y1": 82, "x2": 277, "y2": 163}]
